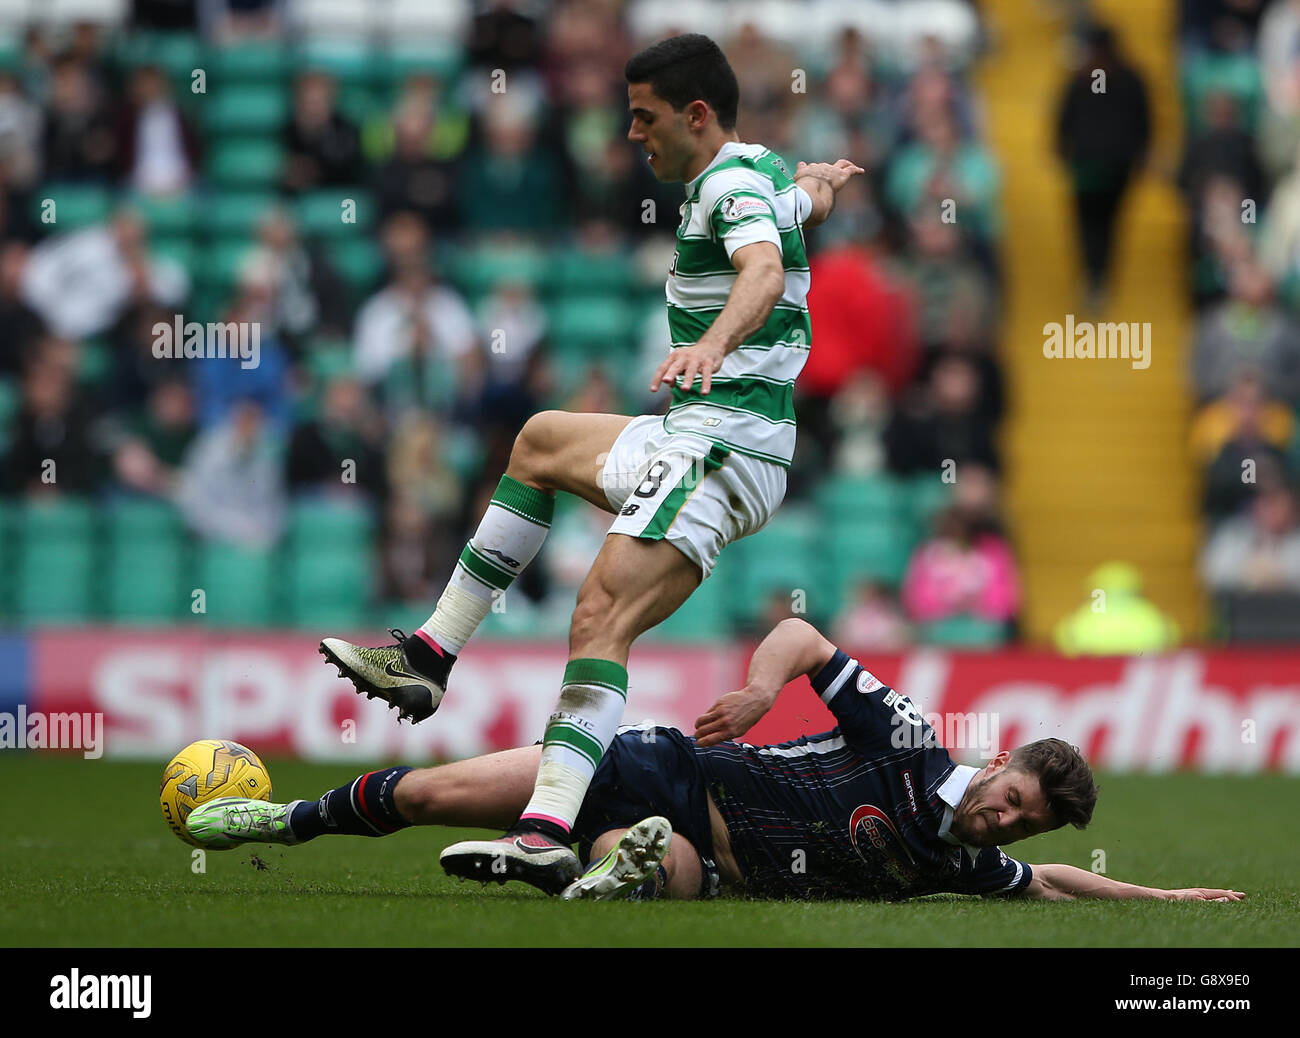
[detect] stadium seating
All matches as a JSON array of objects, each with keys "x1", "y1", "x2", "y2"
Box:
[
  {"x1": 0, "y1": 498, "x2": 13, "y2": 616},
  {"x1": 285, "y1": 501, "x2": 375, "y2": 628},
  {"x1": 33, "y1": 185, "x2": 113, "y2": 233},
  {"x1": 202, "y1": 191, "x2": 280, "y2": 237},
  {"x1": 133, "y1": 194, "x2": 198, "y2": 237},
  {"x1": 202, "y1": 84, "x2": 290, "y2": 136},
  {"x1": 116, "y1": 30, "x2": 202, "y2": 85},
  {"x1": 208, "y1": 42, "x2": 292, "y2": 86},
  {"x1": 327, "y1": 237, "x2": 385, "y2": 295},
  {"x1": 103, "y1": 499, "x2": 189, "y2": 623},
  {"x1": 205, "y1": 138, "x2": 286, "y2": 189},
  {"x1": 295, "y1": 189, "x2": 376, "y2": 240},
  {"x1": 194, "y1": 543, "x2": 278, "y2": 627},
  {"x1": 15, "y1": 498, "x2": 96, "y2": 623}
]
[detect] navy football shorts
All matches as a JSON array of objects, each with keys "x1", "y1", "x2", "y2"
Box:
[{"x1": 571, "y1": 725, "x2": 720, "y2": 897}]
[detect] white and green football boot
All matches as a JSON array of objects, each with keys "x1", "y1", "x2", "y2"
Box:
[
  {"x1": 560, "y1": 817, "x2": 673, "y2": 901},
  {"x1": 186, "y1": 797, "x2": 305, "y2": 850}
]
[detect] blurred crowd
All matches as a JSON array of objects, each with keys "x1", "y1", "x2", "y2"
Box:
[
  {"x1": 1174, "y1": 0, "x2": 1300, "y2": 636},
  {"x1": 0, "y1": 0, "x2": 1013, "y2": 646}
]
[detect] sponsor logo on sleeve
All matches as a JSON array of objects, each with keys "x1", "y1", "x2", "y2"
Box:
[{"x1": 719, "y1": 195, "x2": 770, "y2": 222}]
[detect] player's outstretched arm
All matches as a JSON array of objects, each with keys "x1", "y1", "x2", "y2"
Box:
[
  {"x1": 1022, "y1": 863, "x2": 1246, "y2": 902},
  {"x1": 694, "y1": 618, "x2": 837, "y2": 746},
  {"x1": 795, "y1": 158, "x2": 865, "y2": 229}
]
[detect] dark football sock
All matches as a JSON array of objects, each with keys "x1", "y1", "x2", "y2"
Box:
[
  {"x1": 288, "y1": 766, "x2": 414, "y2": 841},
  {"x1": 628, "y1": 865, "x2": 669, "y2": 901},
  {"x1": 403, "y1": 631, "x2": 454, "y2": 682}
]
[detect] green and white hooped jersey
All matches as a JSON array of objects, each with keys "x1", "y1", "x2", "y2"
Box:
[{"x1": 666, "y1": 141, "x2": 813, "y2": 468}]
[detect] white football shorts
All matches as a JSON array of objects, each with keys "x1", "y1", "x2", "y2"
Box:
[{"x1": 599, "y1": 414, "x2": 787, "y2": 577}]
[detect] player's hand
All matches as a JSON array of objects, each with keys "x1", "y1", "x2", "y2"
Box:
[
  {"x1": 693, "y1": 686, "x2": 777, "y2": 747},
  {"x1": 795, "y1": 158, "x2": 865, "y2": 193},
  {"x1": 1163, "y1": 888, "x2": 1247, "y2": 902},
  {"x1": 650, "y1": 339, "x2": 727, "y2": 395}
]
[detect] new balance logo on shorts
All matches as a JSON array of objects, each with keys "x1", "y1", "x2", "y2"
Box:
[{"x1": 620, "y1": 503, "x2": 640, "y2": 516}]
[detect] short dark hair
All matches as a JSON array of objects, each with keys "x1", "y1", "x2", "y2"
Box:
[
  {"x1": 625, "y1": 33, "x2": 739, "y2": 131},
  {"x1": 1007, "y1": 739, "x2": 1098, "y2": 830}
]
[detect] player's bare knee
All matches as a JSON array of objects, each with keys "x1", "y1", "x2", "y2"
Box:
[
  {"x1": 506, "y1": 410, "x2": 561, "y2": 489},
  {"x1": 392, "y1": 767, "x2": 448, "y2": 824},
  {"x1": 663, "y1": 838, "x2": 704, "y2": 900}
]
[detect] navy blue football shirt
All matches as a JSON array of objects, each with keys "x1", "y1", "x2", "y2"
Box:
[{"x1": 694, "y1": 649, "x2": 1034, "y2": 900}]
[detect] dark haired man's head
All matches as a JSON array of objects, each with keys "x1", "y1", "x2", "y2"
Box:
[
  {"x1": 951, "y1": 739, "x2": 1097, "y2": 848},
  {"x1": 625, "y1": 34, "x2": 739, "y2": 183}
]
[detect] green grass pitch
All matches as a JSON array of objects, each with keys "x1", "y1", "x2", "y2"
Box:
[{"x1": 1, "y1": 754, "x2": 1295, "y2": 947}]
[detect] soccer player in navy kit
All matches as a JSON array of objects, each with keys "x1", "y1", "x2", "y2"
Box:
[{"x1": 188, "y1": 618, "x2": 1245, "y2": 904}]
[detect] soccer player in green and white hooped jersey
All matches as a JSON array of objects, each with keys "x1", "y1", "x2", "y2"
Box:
[
  {"x1": 318, "y1": 32, "x2": 864, "y2": 895},
  {"x1": 663, "y1": 141, "x2": 813, "y2": 467}
]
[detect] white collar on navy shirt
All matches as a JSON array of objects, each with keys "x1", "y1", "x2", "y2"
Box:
[{"x1": 937, "y1": 763, "x2": 985, "y2": 865}]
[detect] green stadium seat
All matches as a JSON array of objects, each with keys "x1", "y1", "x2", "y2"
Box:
[
  {"x1": 77, "y1": 341, "x2": 113, "y2": 386},
  {"x1": 296, "y1": 40, "x2": 377, "y2": 88},
  {"x1": 295, "y1": 189, "x2": 376, "y2": 240},
  {"x1": 303, "y1": 344, "x2": 355, "y2": 383},
  {"x1": 816, "y1": 474, "x2": 906, "y2": 520},
  {"x1": 337, "y1": 86, "x2": 384, "y2": 125},
  {"x1": 552, "y1": 247, "x2": 637, "y2": 296},
  {"x1": 208, "y1": 43, "x2": 291, "y2": 85},
  {"x1": 825, "y1": 519, "x2": 914, "y2": 592},
  {"x1": 150, "y1": 235, "x2": 197, "y2": 281},
  {"x1": 548, "y1": 296, "x2": 637, "y2": 350},
  {"x1": 16, "y1": 498, "x2": 97, "y2": 623},
  {"x1": 202, "y1": 191, "x2": 280, "y2": 237},
  {"x1": 448, "y1": 242, "x2": 550, "y2": 299},
  {"x1": 107, "y1": 497, "x2": 186, "y2": 542},
  {"x1": 0, "y1": 377, "x2": 18, "y2": 450},
  {"x1": 194, "y1": 543, "x2": 277, "y2": 626},
  {"x1": 203, "y1": 84, "x2": 290, "y2": 135},
  {"x1": 1182, "y1": 52, "x2": 1263, "y2": 133},
  {"x1": 286, "y1": 546, "x2": 371, "y2": 628},
  {"x1": 117, "y1": 32, "x2": 204, "y2": 82},
  {"x1": 286, "y1": 502, "x2": 375, "y2": 627},
  {"x1": 0, "y1": 498, "x2": 14, "y2": 618},
  {"x1": 544, "y1": 343, "x2": 625, "y2": 402},
  {"x1": 206, "y1": 138, "x2": 286, "y2": 188},
  {"x1": 906, "y1": 475, "x2": 952, "y2": 527},
  {"x1": 382, "y1": 42, "x2": 465, "y2": 86},
  {"x1": 33, "y1": 184, "x2": 112, "y2": 233},
  {"x1": 0, "y1": 36, "x2": 19, "y2": 72},
  {"x1": 133, "y1": 193, "x2": 198, "y2": 236},
  {"x1": 327, "y1": 237, "x2": 383, "y2": 294},
  {"x1": 106, "y1": 545, "x2": 190, "y2": 623},
  {"x1": 289, "y1": 500, "x2": 375, "y2": 549},
  {"x1": 726, "y1": 511, "x2": 822, "y2": 625},
  {"x1": 196, "y1": 237, "x2": 254, "y2": 294}
]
